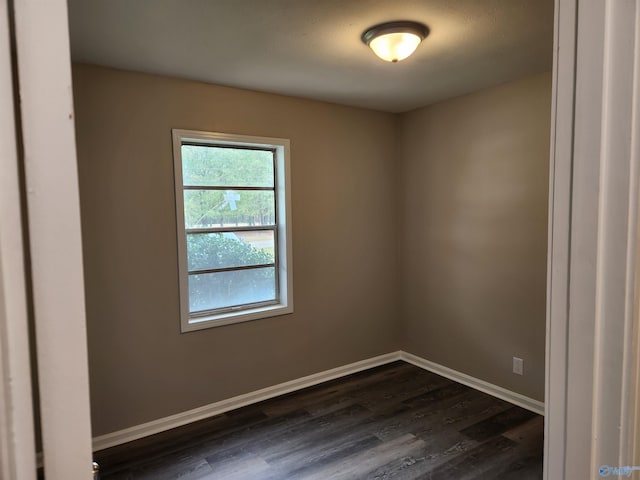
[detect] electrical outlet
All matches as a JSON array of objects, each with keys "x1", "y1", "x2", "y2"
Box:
[{"x1": 513, "y1": 357, "x2": 524, "y2": 375}]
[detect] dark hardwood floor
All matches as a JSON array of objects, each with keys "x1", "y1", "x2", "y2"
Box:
[{"x1": 94, "y1": 362, "x2": 543, "y2": 479}]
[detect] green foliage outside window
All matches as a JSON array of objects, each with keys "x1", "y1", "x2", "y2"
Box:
[
  {"x1": 187, "y1": 233, "x2": 273, "y2": 272},
  {"x1": 182, "y1": 145, "x2": 275, "y2": 228},
  {"x1": 187, "y1": 234, "x2": 276, "y2": 312}
]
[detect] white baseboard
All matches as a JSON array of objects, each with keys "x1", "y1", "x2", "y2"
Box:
[
  {"x1": 92, "y1": 352, "x2": 401, "y2": 451},
  {"x1": 93, "y1": 350, "x2": 544, "y2": 451},
  {"x1": 399, "y1": 351, "x2": 545, "y2": 415}
]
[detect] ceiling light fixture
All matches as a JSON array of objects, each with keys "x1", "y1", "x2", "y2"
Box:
[{"x1": 361, "y1": 21, "x2": 429, "y2": 63}]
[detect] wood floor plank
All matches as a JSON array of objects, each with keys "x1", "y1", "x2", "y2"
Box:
[
  {"x1": 202, "y1": 454, "x2": 272, "y2": 480},
  {"x1": 299, "y1": 433, "x2": 427, "y2": 480},
  {"x1": 502, "y1": 414, "x2": 545, "y2": 446},
  {"x1": 204, "y1": 403, "x2": 370, "y2": 466},
  {"x1": 261, "y1": 434, "x2": 382, "y2": 480},
  {"x1": 97, "y1": 362, "x2": 543, "y2": 479},
  {"x1": 459, "y1": 406, "x2": 538, "y2": 442},
  {"x1": 361, "y1": 431, "x2": 480, "y2": 480},
  {"x1": 105, "y1": 451, "x2": 213, "y2": 480},
  {"x1": 476, "y1": 451, "x2": 544, "y2": 480},
  {"x1": 94, "y1": 409, "x2": 270, "y2": 474},
  {"x1": 424, "y1": 436, "x2": 518, "y2": 480}
]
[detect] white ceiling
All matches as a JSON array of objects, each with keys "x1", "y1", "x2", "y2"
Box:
[{"x1": 67, "y1": 0, "x2": 554, "y2": 113}]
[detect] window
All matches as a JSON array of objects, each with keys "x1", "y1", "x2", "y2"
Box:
[{"x1": 172, "y1": 130, "x2": 292, "y2": 332}]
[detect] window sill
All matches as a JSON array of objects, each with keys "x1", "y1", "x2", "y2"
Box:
[{"x1": 181, "y1": 303, "x2": 293, "y2": 332}]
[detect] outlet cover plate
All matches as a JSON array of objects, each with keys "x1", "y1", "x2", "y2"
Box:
[{"x1": 513, "y1": 357, "x2": 524, "y2": 375}]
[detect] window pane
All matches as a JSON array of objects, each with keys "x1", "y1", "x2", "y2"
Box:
[
  {"x1": 184, "y1": 190, "x2": 275, "y2": 229},
  {"x1": 187, "y1": 231, "x2": 275, "y2": 272},
  {"x1": 188, "y1": 267, "x2": 276, "y2": 313},
  {"x1": 182, "y1": 145, "x2": 274, "y2": 187}
]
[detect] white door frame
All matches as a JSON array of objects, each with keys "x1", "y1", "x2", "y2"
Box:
[
  {"x1": 544, "y1": 0, "x2": 576, "y2": 476},
  {"x1": 545, "y1": 0, "x2": 640, "y2": 478},
  {"x1": 1, "y1": 0, "x2": 639, "y2": 478},
  {"x1": 0, "y1": 0, "x2": 37, "y2": 478},
  {"x1": 8, "y1": 0, "x2": 94, "y2": 478}
]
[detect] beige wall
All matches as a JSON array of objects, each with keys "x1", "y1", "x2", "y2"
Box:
[
  {"x1": 72, "y1": 64, "x2": 400, "y2": 436},
  {"x1": 399, "y1": 73, "x2": 551, "y2": 401},
  {"x1": 73, "y1": 64, "x2": 550, "y2": 437}
]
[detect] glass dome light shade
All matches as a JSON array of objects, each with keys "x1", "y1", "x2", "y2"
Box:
[{"x1": 369, "y1": 32, "x2": 422, "y2": 62}]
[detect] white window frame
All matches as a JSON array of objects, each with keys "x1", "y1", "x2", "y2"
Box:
[{"x1": 172, "y1": 129, "x2": 293, "y2": 332}]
